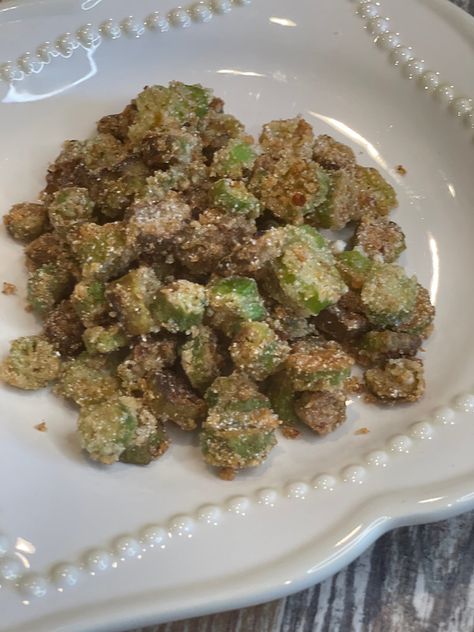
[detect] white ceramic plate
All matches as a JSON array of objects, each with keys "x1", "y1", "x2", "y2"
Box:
[{"x1": 1, "y1": 1, "x2": 473, "y2": 630}]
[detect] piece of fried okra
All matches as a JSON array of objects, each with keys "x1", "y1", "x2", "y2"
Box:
[
  {"x1": 0, "y1": 336, "x2": 60, "y2": 390},
  {"x1": 78, "y1": 396, "x2": 169, "y2": 465},
  {"x1": 364, "y1": 358, "x2": 425, "y2": 403},
  {"x1": 200, "y1": 372, "x2": 280, "y2": 475},
  {"x1": 4, "y1": 202, "x2": 49, "y2": 243}
]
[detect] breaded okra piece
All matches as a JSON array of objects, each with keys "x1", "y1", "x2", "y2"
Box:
[
  {"x1": 135, "y1": 128, "x2": 202, "y2": 170},
  {"x1": 284, "y1": 337, "x2": 354, "y2": 392},
  {"x1": 313, "y1": 135, "x2": 356, "y2": 171},
  {"x1": 83, "y1": 324, "x2": 129, "y2": 355},
  {"x1": 210, "y1": 136, "x2": 257, "y2": 180},
  {"x1": 117, "y1": 337, "x2": 177, "y2": 394},
  {"x1": 200, "y1": 372, "x2": 280, "y2": 474},
  {"x1": 294, "y1": 390, "x2": 347, "y2": 435},
  {"x1": 180, "y1": 326, "x2": 225, "y2": 393},
  {"x1": 48, "y1": 187, "x2": 95, "y2": 238},
  {"x1": 266, "y1": 371, "x2": 300, "y2": 429},
  {"x1": 4, "y1": 202, "x2": 49, "y2": 243},
  {"x1": 24, "y1": 232, "x2": 76, "y2": 273},
  {"x1": 336, "y1": 250, "x2": 373, "y2": 290},
  {"x1": 0, "y1": 336, "x2": 60, "y2": 390},
  {"x1": 27, "y1": 263, "x2": 74, "y2": 317},
  {"x1": 229, "y1": 321, "x2": 290, "y2": 381},
  {"x1": 353, "y1": 216, "x2": 406, "y2": 263},
  {"x1": 356, "y1": 330, "x2": 422, "y2": 367},
  {"x1": 145, "y1": 370, "x2": 207, "y2": 431},
  {"x1": 250, "y1": 154, "x2": 329, "y2": 224},
  {"x1": 174, "y1": 209, "x2": 256, "y2": 276},
  {"x1": 209, "y1": 179, "x2": 261, "y2": 219},
  {"x1": 77, "y1": 396, "x2": 169, "y2": 465},
  {"x1": 127, "y1": 191, "x2": 191, "y2": 256},
  {"x1": 396, "y1": 284, "x2": 435, "y2": 338},
  {"x1": 43, "y1": 299, "x2": 85, "y2": 356},
  {"x1": 54, "y1": 353, "x2": 120, "y2": 407},
  {"x1": 151, "y1": 280, "x2": 206, "y2": 333},
  {"x1": 311, "y1": 169, "x2": 357, "y2": 230},
  {"x1": 70, "y1": 221, "x2": 134, "y2": 280},
  {"x1": 128, "y1": 82, "x2": 212, "y2": 143},
  {"x1": 353, "y1": 165, "x2": 398, "y2": 219},
  {"x1": 259, "y1": 117, "x2": 314, "y2": 160},
  {"x1": 269, "y1": 225, "x2": 347, "y2": 316},
  {"x1": 106, "y1": 266, "x2": 161, "y2": 336},
  {"x1": 364, "y1": 358, "x2": 425, "y2": 403},
  {"x1": 207, "y1": 276, "x2": 267, "y2": 336},
  {"x1": 314, "y1": 291, "x2": 370, "y2": 343},
  {"x1": 360, "y1": 263, "x2": 418, "y2": 328},
  {"x1": 71, "y1": 279, "x2": 108, "y2": 327}
]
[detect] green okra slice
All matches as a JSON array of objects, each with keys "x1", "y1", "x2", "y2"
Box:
[
  {"x1": 209, "y1": 179, "x2": 261, "y2": 219},
  {"x1": 284, "y1": 337, "x2": 354, "y2": 392},
  {"x1": 27, "y1": 263, "x2": 74, "y2": 317},
  {"x1": 229, "y1": 321, "x2": 290, "y2": 381},
  {"x1": 48, "y1": 187, "x2": 95, "y2": 238},
  {"x1": 106, "y1": 266, "x2": 161, "y2": 336},
  {"x1": 200, "y1": 372, "x2": 280, "y2": 472},
  {"x1": 207, "y1": 276, "x2": 267, "y2": 337},
  {"x1": 210, "y1": 137, "x2": 258, "y2": 179},
  {"x1": 270, "y1": 225, "x2": 347, "y2": 315},
  {"x1": 180, "y1": 325, "x2": 224, "y2": 393},
  {"x1": 83, "y1": 324, "x2": 129, "y2": 355},
  {"x1": 0, "y1": 335, "x2": 60, "y2": 390},
  {"x1": 71, "y1": 279, "x2": 108, "y2": 328},
  {"x1": 151, "y1": 280, "x2": 206, "y2": 333},
  {"x1": 360, "y1": 263, "x2": 418, "y2": 328},
  {"x1": 78, "y1": 396, "x2": 169, "y2": 465},
  {"x1": 54, "y1": 353, "x2": 120, "y2": 406},
  {"x1": 4, "y1": 202, "x2": 49, "y2": 243},
  {"x1": 336, "y1": 250, "x2": 374, "y2": 290}
]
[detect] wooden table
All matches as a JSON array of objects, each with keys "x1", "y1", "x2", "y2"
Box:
[{"x1": 133, "y1": 2, "x2": 474, "y2": 630}]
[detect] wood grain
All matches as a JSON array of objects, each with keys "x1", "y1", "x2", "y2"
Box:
[{"x1": 131, "y1": 2, "x2": 474, "y2": 630}]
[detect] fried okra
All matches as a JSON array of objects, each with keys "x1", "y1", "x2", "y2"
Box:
[
  {"x1": 106, "y1": 266, "x2": 161, "y2": 336},
  {"x1": 27, "y1": 263, "x2": 74, "y2": 317},
  {"x1": 364, "y1": 359, "x2": 425, "y2": 403},
  {"x1": 285, "y1": 337, "x2": 354, "y2": 392},
  {"x1": 43, "y1": 299, "x2": 85, "y2": 356},
  {"x1": 1, "y1": 81, "x2": 433, "y2": 477},
  {"x1": 294, "y1": 390, "x2": 347, "y2": 435},
  {"x1": 356, "y1": 330, "x2": 421, "y2": 367},
  {"x1": 268, "y1": 226, "x2": 347, "y2": 316},
  {"x1": 48, "y1": 187, "x2": 95, "y2": 237},
  {"x1": 180, "y1": 326, "x2": 225, "y2": 393},
  {"x1": 0, "y1": 336, "x2": 60, "y2": 390},
  {"x1": 200, "y1": 372, "x2": 280, "y2": 473},
  {"x1": 78, "y1": 396, "x2": 169, "y2": 465},
  {"x1": 229, "y1": 321, "x2": 290, "y2": 381},
  {"x1": 250, "y1": 154, "x2": 329, "y2": 224},
  {"x1": 145, "y1": 370, "x2": 206, "y2": 432},
  {"x1": 54, "y1": 353, "x2": 120, "y2": 406},
  {"x1": 207, "y1": 276, "x2": 267, "y2": 336},
  {"x1": 117, "y1": 337, "x2": 177, "y2": 394},
  {"x1": 360, "y1": 263, "x2": 418, "y2": 328},
  {"x1": 353, "y1": 216, "x2": 406, "y2": 263},
  {"x1": 151, "y1": 280, "x2": 206, "y2": 333},
  {"x1": 4, "y1": 202, "x2": 49, "y2": 243}
]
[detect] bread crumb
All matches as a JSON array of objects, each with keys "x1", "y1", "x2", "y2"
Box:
[
  {"x1": 281, "y1": 425, "x2": 301, "y2": 439},
  {"x1": 218, "y1": 467, "x2": 236, "y2": 481},
  {"x1": 2, "y1": 282, "x2": 16, "y2": 295},
  {"x1": 355, "y1": 427, "x2": 370, "y2": 435},
  {"x1": 396, "y1": 165, "x2": 407, "y2": 176},
  {"x1": 25, "y1": 304, "x2": 33, "y2": 313},
  {"x1": 34, "y1": 421, "x2": 47, "y2": 432}
]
